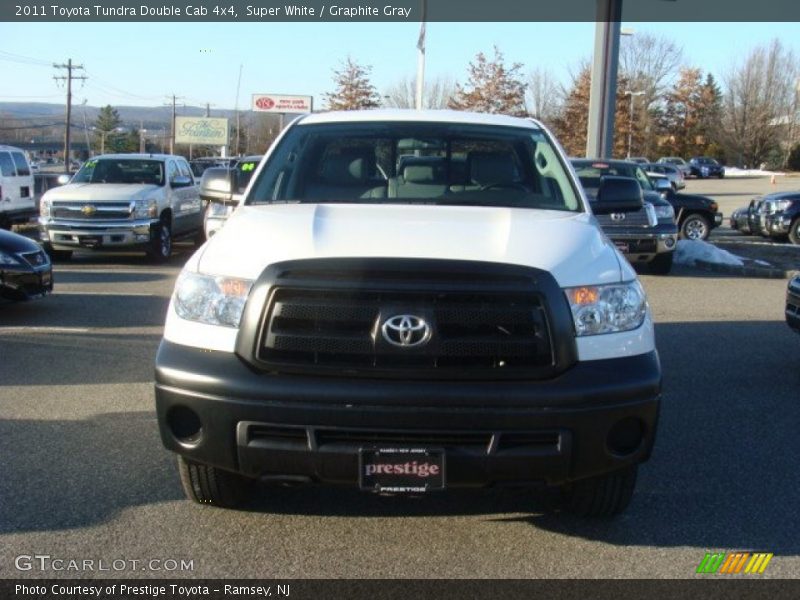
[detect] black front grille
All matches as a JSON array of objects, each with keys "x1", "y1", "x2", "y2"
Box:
[
  {"x1": 316, "y1": 429, "x2": 493, "y2": 451},
  {"x1": 251, "y1": 264, "x2": 559, "y2": 379}
]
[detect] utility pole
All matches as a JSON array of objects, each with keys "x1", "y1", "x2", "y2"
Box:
[
  {"x1": 54, "y1": 59, "x2": 87, "y2": 172},
  {"x1": 165, "y1": 94, "x2": 184, "y2": 154}
]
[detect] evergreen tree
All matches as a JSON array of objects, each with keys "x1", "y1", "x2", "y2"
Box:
[
  {"x1": 448, "y1": 46, "x2": 527, "y2": 117},
  {"x1": 324, "y1": 57, "x2": 381, "y2": 110}
]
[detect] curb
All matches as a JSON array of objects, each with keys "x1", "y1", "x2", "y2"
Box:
[{"x1": 692, "y1": 259, "x2": 790, "y2": 279}]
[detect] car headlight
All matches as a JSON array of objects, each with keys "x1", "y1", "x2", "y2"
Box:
[
  {"x1": 133, "y1": 198, "x2": 158, "y2": 219},
  {"x1": 207, "y1": 202, "x2": 235, "y2": 218},
  {"x1": 0, "y1": 251, "x2": 22, "y2": 266},
  {"x1": 40, "y1": 198, "x2": 51, "y2": 217},
  {"x1": 565, "y1": 281, "x2": 647, "y2": 336},
  {"x1": 173, "y1": 271, "x2": 253, "y2": 328},
  {"x1": 654, "y1": 204, "x2": 675, "y2": 220}
]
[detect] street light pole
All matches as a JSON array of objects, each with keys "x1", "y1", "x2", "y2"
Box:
[{"x1": 625, "y1": 90, "x2": 645, "y2": 159}]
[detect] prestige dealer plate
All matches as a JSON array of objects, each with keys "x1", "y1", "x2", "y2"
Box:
[{"x1": 359, "y1": 447, "x2": 445, "y2": 492}]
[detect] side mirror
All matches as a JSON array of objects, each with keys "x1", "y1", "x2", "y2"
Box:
[
  {"x1": 171, "y1": 175, "x2": 194, "y2": 189},
  {"x1": 56, "y1": 174, "x2": 71, "y2": 185},
  {"x1": 199, "y1": 167, "x2": 233, "y2": 203},
  {"x1": 592, "y1": 176, "x2": 644, "y2": 214}
]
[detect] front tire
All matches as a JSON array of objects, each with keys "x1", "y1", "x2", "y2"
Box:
[
  {"x1": 681, "y1": 213, "x2": 710, "y2": 241},
  {"x1": 147, "y1": 219, "x2": 172, "y2": 263},
  {"x1": 649, "y1": 252, "x2": 673, "y2": 275},
  {"x1": 561, "y1": 465, "x2": 638, "y2": 517},
  {"x1": 789, "y1": 217, "x2": 800, "y2": 245},
  {"x1": 177, "y1": 456, "x2": 253, "y2": 508}
]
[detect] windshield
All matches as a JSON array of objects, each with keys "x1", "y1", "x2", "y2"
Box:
[
  {"x1": 247, "y1": 122, "x2": 581, "y2": 211},
  {"x1": 72, "y1": 158, "x2": 165, "y2": 186},
  {"x1": 571, "y1": 161, "x2": 655, "y2": 193}
]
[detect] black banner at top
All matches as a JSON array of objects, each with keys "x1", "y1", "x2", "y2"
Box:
[{"x1": 4, "y1": 0, "x2": 800, "y2": 22}]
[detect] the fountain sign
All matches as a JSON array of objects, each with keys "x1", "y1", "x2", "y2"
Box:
[{"x1": 175, "y1": 117, "x2": 229, "y2": 145}]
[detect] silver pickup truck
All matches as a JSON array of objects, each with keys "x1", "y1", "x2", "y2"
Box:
[{"x1": 38, "y1": 153, "x2": 204, "y2": 261}]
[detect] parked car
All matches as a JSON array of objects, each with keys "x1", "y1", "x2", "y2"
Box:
[
  {"x1": 761, "y1": 192, "x2": 800, "y2": 244},
  {"x1": 200, "y1": 155, "x2": 263, "y2": 238},
  {"x1": 787, "y1": 274, "x2": 800, "y2": 334},
  {"x1": 657, "y1": 157, "x2": 692, "y2": 178},
  {"x1": 689, "y1": 156, "x2": 725, "y2": 179},
  {"x1": 730, "y1": 200, "x2": 759, "y2": 234},
  {"x1": 571, "y1": 159, "x2": 678, "y2": 274},
  {"x1": 156, "y1": 110, "x2": 663, "y2": 516},
  {"x1": 650, "y1": 176, "x2": 723, "y2": 240},
  {"x1": 0, "y1": 145, "x2": 36, "y2": 230},
  {"x1": 0, "y1": 228, "x2": 52, "y2": 301},
  {"x1": 746, "y1": 198, "x2": 766, "y2": 235},
  {"x1": 644, "y1": 162, "x2": 685, "y2": 190},
  {"x1": 38, "y1": 154, "x2": 204, "y2": 262},
  {"x1": 628, "y1": 156, "x2": 650, "y2": 165}
]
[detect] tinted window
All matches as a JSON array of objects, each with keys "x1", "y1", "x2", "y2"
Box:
[
  {"x1": 0, "y1": 152, "x2": 15, "y2": 176},
  {"x1": 11, "y1": 152, "x2": 31, "y2": 176},
  {"x1": 72, "y1": 158, "x2": 165, "y2": 185},
  {"x1": 248, "y1": 122, "x2": 581, "y2": 212}
]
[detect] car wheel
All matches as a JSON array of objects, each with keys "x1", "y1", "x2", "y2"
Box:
[
  {"x1": 649, "y1": 252, "x2": 673, "y2": 275},
  {"x1": 681, "y1": 214, "x2": 710, "y2": 241},
  {"x1": 561, "y1": 465, "x2": 638, "y2": 517},
  {"x1": 789, "y1": 218, "x2": 800, "y2": 245},
  {"x1": 177, "y1": 456, "x2": 253, "y2": 508},
  {"x1": 148, "y1": 219, "x2": 172, "y2": 263}
]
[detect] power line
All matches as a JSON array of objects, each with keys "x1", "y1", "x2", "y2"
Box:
[
  {"x1": 54, "y1": 59, "x2": 88, "y2": 171},
  {"x1": 0, "y1": 50, "x2": 53, "y2": 67}
]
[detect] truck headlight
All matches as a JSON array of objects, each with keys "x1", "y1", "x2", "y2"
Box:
[
  {"x1": 173, "y1": 272, "x2": 253, "y2": 328},
  {"x1": 565, "y1": 281, "x2": 647, "y2": 336},
  {"x1": 654, "y1": 204, "x2": 674, "y2": 220},
  {"x1": 133, "y1": 198, "x2": 158, "y2": 219},
  {"x1": 40, "y1": 198, "x2": 51, "y2": 217},
  {"x1": 207, "y1": 202, "x2": 235, "y2": 218}
]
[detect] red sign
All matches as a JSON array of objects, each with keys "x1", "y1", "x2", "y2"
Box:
[{"x1": 252, "y1": 93, "x2": 312, "y2": 114}]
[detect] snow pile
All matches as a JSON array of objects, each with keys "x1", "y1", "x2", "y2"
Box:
[
  {"x1": 674, "y1": 240, "x2": 744, "y2": 267},
  {"x1": 722, "y1": 167, "x2": 785, "y2": 178}
]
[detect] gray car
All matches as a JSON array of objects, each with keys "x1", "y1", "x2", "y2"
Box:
[{"x1": 645, "y1": 163, "x2": 686, "y2": 190}]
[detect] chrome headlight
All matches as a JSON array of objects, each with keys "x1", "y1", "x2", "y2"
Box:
[
  {"x1": 565, "y1": 281, "x2": 647, "y2": 336},
  {"x1": 40, "y1": 198, "x2": 51, "y2": 217},
  {"x1": 654, "y1": 204, "x2": 675, "y2": 220},
  {"x1": 133, "y1": 198, "x2": 158, "y2": 219},
  {"x1": 0, "y1": 251, "x2": 22, "y2": 266},
  {"x1": 173, "y1": 271, "x2": 253, "y2": 328}
]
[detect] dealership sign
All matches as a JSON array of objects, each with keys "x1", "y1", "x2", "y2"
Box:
[
  {"x1": 252, "y1": 94, "x2": 313, "y2": 113},
  {"x1": 175, "y1": 117, "x2": 229, "y2": 145}
]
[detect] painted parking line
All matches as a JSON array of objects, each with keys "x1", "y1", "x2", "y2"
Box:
[{"x1": 0, "y1": 326, "x2": 92, "y2": 334}]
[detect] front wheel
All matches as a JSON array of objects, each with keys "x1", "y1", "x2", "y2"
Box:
[
  {"x1": 649, "y1": 252, "x2": 673, "y2": 275},
  {"x1": 177, "y1": 456, "x2": 253, "y2": 508},
  {"x1": 147, "y1": 220, "x2": 172, "y2": 263},
  {"x1": 561, "y1": 465, "x2": 638, "y2": 517},
  {"x1": 789, "y1": 217, "x2": 800, "y2": 245},
  {"x1": 681, "y1": 214, "x2": 710, "y2": 241}
]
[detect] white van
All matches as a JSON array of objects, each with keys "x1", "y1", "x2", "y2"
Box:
[{"x1": 0, "y1": 145, "x2": 36, "y2": 229}]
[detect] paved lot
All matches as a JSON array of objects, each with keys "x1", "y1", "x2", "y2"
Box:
[{"x1": 1, "y1": 200, "x2": 799, "y2": 579}]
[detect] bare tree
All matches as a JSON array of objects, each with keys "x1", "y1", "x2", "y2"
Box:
[
  {"x1": 619, "y1": 32, "x2": 683, "y2": 158},
  {"x1": 448, "y1": 46, "x2": 527, "y2": 116},
  {"x1": 324, "y1": 57, "x2": 382, "y2": 111},
  {"x1": 721, "y1": 39, "x2": 799, "y2": 167},
  {"x1": 384, "y1": 75, "x2": 456, "y2": 109},
  {"x1": 525, "y1": 67, "x2": 561, "y2": 125}
]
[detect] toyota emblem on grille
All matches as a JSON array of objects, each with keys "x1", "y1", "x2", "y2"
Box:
[
  {"x1": 381, "y1": 315, "x2": 432, "y2": 348},
  {"x1": 610, "y1": 213, "x2": 626, "y2": 221}
]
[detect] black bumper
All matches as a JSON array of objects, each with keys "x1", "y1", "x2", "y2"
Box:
[
  {"x1": 0, "y1": 265, "x2": 52, "y2": 300},
  {"x1": 602, "y1": 222, "x2": 678, "y2": 263},
  {"x1": 155, "y1": 341, "x2": 661, "y2": 488}
]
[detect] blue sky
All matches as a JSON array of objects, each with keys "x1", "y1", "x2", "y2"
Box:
[{"x1": 1, "y1": 21, "x2": 798, "y2": 114}]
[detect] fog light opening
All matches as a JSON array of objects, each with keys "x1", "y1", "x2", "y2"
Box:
[
  {"x1": 607, "y1": 417, "x2": 644, "y2": 456},
  {"x1": 167, "y1": 405, "x2": 203, "y2": 446},
  {"x1": 664, "y1": 237, "x2": 676, "y2": 249}
]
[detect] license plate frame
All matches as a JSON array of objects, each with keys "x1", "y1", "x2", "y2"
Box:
[{"x1": 358, "y1": 447, "x2": 445, "y2": 493}]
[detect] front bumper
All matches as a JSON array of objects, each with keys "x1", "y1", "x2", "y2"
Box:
[
  {"x1": 154, "y1": 341, "x2": 662, "y2": 488},
  {"x1": 0, "y1": 264, "x2": 52, "y2": 300},
  {"x1": 603, "y1": 223, "x2": 678, "y2": 263},
  {"x1": 38, "y1": 217, "x2": 158, "y2": 250}
]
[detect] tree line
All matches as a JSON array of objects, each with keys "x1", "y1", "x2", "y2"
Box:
[{"x1": 324, "y1": 36, "x2": 800, "y2": 169}]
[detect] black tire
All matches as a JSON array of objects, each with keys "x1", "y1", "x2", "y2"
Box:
[
  {"x1": 649, "y1": 252, "x2": 673, "y2": 275},
  {"x1": 177, "y1": 456, "x2": 253, "y2": 508},
  {"x1": 789, "y1": 217, "x2": 800, "y2": 246},
  {"x1": 147, "y1": 219, "x2": 172, "y2": 263},
  {"x1": 680, "y1": 213, "x2": 710, "y2": 241},
  {"x1": 561, "y1": 465, "x2": 638, "y2": 517}
]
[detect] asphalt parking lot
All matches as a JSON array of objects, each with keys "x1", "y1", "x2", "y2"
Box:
[{"x1": 1, "y1": 180, "x2": 799, "y2": 579}]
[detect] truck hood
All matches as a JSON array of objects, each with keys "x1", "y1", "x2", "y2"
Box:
[
  {"x1": 43, "y1": 183, "x2": 161, "y2": 202},
  {"x1": 196, "y1": 203, "x2": 628, "y2": 288}
]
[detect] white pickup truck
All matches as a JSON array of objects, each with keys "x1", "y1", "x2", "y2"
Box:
[{"x1": 38, "y1": 153, "x2": 204, "y2": 261}]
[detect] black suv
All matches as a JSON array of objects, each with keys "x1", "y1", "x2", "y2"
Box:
[
  {"x1": 762, "y1": 192, "x2": 800, "y2": 245},
  {"x1": 571, "y1": 159, "x2": 678, "y2": 274},
  {"x1": 689, "y1": 157, "x2": 725, "y2": 179},
  {"x1": 653, "y1": 179, "x2": 723, "y2": 241}
]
